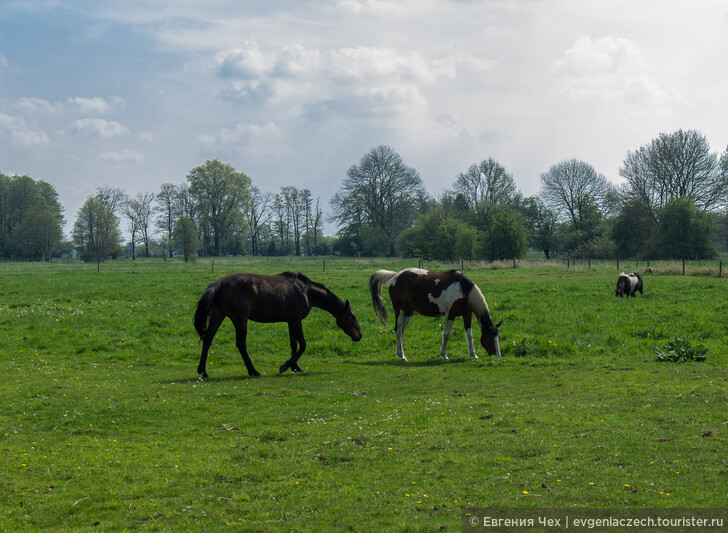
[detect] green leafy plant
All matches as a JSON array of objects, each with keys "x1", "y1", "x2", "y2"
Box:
[{"x1": 656, "y1": 337, "x2": 708, "y2": 362}]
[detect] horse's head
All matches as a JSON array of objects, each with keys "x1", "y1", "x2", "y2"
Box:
[
  {"x1": 480, "y1": 320, "x2": 502, "y2": 356},
  {"x1": 337, "y1": 300, "x2": 363, "y2": 342}
]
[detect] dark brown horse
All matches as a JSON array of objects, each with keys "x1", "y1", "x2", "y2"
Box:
[
  {"x1": 194, "y1": 272, "x2": 362, "y2": 377},
  {"x1": 369, "y1": 268, "x2": 501, "y2": 361}
]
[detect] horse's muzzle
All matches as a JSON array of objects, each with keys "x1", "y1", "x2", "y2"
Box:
[{"x1": 351, "y1": 330, "x2": 363, "y2": 342}]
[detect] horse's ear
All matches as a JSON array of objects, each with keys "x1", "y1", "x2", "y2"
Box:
[
  {"x1": 495, "y1": 320, "x2": 503, "y2": 328},
  {"x1": 344, "y1": 300, "x2": 350, "y2": 309}
]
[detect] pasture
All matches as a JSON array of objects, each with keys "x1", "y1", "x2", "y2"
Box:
[{"x1": 1, "y1": 258, "x2": 727, "y2": 531}]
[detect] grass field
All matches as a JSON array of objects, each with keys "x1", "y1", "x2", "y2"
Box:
[{"x1": 1, "y1": 258, "x2": 727, "y2": 531}]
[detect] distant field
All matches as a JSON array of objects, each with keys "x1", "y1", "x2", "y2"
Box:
[{"x1": 1, "y1": 258, "x2": 726, "y2": 531}]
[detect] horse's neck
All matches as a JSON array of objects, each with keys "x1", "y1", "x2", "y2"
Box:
[{"x1": 307, "y1": 285, "x2": 343, "y2": 317}]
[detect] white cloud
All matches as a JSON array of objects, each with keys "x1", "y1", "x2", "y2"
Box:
[
  {"x1": 198, "y1": 121, "x2": 285, "y2": 151},
  {"x1": 552, "y1": 35, "x2": 683, "y2": 109},
  {"x1": 68, "y1": 96, "x2": 124, "y2": 114},
  {"x1": 16, "y1": 97, "x2": 63, "y2": 113},
  {"x1": 333, "y1": 0, "x2": 400, "y2": 16},
  {"x1": 70, "y1": 118, "x2": 129, "y2": 138},
  {"x1": 97, "y1": 149, "x2": 144, "y2": 164},
  {"x1": 0, "y1": 112, "x2": 49, "y2": 146}
]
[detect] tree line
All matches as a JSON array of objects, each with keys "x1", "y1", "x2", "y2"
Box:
[
  {"x1": 332, "y1": 130, "x2": 728, "y2": 261},
  {"x1": 2, "y1": 128, "x2": 727, "y2": 262}
]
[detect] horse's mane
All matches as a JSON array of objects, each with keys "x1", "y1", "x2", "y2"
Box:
[
  {"x1": 463, "y1": 275, "x2": 491, "y2": 319},
  {"x1": 280, "y1": 271, "x2": 339, "y2": 301}
]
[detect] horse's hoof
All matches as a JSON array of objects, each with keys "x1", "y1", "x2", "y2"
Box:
[
  {"x1": 291, "y1": 366, "x2": 303, "y2": 373},
  {"x1": 249, "y1": 370, "x2": 261, "y2": 377},
  {"x1": 279, "y1": 362, "x2": 290, "y2": 374},
  {"x1": 199, "y1": 371, "x2": 209, "y2": 378}
]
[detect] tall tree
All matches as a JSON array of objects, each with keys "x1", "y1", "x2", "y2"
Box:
[
  {"x1": 540, "y1": 159, "x2": 614, "y2": 231},
  {"x1": 0, "y1": 173, "x2": 64, "y2": 259},
  {"x1": 72, "y1": 188, "x2": 123, "y2": 260},
  {"x1": 244, "y1": 186, "x2": 271, "y2": 256},
  {"x1": 123, "y1": 192, "x2": 155, "y2": 258},
  {"x1": 331, "y1": 145, "x2": 427, "y2": 256},
  {"x1": 173, "y1": 216, "x2": 200, "y2": 262},
  {"x1": 452, "y1": 157, "x2": 518, "y2": 226},
  {"x1": 187, "y1": 159, "x2": 251, "y2": 256},
  {"x1": 156, "y1": 183, "x2": 183, "y2": 258},
  {"x1": 620, "y1": 129, "x2": 728, "y2": 222}
]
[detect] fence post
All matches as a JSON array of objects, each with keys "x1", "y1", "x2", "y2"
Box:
[
  {"x1": 212, "y1": 260, "x2": 215, "y2": 274},
  {"x1": 323, "y1": 259, "x2": 326, "y2": 272},
  {"x1": 719, "y1": 260, "x2": 723, "y2": 277},
  {"x1": 682, "y1": 259, "x2": 685, "y2": 276}
]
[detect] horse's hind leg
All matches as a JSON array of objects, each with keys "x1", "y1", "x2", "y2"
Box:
[
  {"x1": 198, "y1": 310, "x2": 224, "y2": 378},
  {"x1": 280, "y1": 321, "x2": 306, "y2": 373},
  {"x1": 232, "y1": 318, "x2": 260, "y2": 377}
]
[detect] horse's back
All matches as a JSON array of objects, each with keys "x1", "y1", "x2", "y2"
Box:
[{"x1": 390, "y1": 269, "x2": 470, "y2": 317}]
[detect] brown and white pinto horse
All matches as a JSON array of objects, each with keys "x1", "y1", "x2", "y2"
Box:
[
  {"x1": 615, "y1": 272, "x2": 643, "y2": 297},
  {"x1": 194, "y1": 272, "x2": 362, "y2": 377},
  {"x1": 369, "y1": 268, "x2": 501, "y2": 361}
]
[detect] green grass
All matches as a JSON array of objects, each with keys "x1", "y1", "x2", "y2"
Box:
[{"x1": 1, "y1": 259, "x2": 727, "y2": 531}]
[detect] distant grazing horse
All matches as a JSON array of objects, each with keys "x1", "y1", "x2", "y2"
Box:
[
  {"x1": 615, "y1": 272, "x2": 643, "y2": 297},
  {"x1": 194, "y1": 272, "x2": 362, "y2": 377},
  {"x1": 369, "y1": 268, "x2": 501, "y2": 361}
]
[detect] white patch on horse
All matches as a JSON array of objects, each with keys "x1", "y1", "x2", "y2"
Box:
[
  {"x1": 627, "y1": 273, "x2": 638, "y2": 294},
  {"x1": 427, "y1": 282, "x2": 463, "y2": 315},
  {"x1": 389, "y1": 267, "x2": 428, "y2": 288}
]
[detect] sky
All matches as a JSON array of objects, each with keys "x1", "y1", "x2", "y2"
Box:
[{"x1": 2, "y1": 0, "x2": 728, "y2": 235}]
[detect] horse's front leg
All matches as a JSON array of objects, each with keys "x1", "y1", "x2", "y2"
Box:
[
  {"x1": 233, "y1": 317, "x2": 260, "y2": 377},
  {"x1": 280, "y1": 321, "x2": 306, "y2": 373},
  {"x1": 439, "y1": 319, "x2": 453, "y2": 360},
  {"x1": 463, "y1": 313, "x2": 478, "y2": 359}
]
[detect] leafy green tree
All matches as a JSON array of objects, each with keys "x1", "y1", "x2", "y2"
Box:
[
  {"x1": 520, "y1": 196, "x2": 557, "y2": 259},
  {"x1": 187, "y1": 159, "x2": 251, "y2": 256},
  {"x1": 481, "y1": 208, "x2": 528, "y2": 260},
  {"x1": 611, "y1": 198, "x2": 654, "y2": 258},
  {"x1": 72, "y1": 188, "x2": 123, "y2": 260},
  {"x1": 651, "y1": 197, "x2": 717, "y2": 259},
  {"x1": 0, "y1": 173, "x2": 64, "y2": 259},
  {"x1": 173, "y1": 216, "x2": 200, "y2": 262},
  {"x1": 331, "y1": 145, "x2": 427, "y2": 256}
]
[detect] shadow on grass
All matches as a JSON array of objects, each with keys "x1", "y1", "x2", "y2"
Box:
[
  {"x1": 344, "y1": 356, "x2": 481, "y2": 368},
  {"x1": 159, "y1": 369, "x2": 330, "y2": 384}
]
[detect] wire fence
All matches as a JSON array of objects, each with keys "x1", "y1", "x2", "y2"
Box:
[{"x1": 1, "y1": 255, "x2": 726, "y2": 278}]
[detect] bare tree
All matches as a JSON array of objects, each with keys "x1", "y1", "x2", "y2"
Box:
[
  {"x1": 453, "y1": 157, "x2": 518, "y2": 224},
  {"x1": 156, "y1": 183, "x2": 180, "y2": 257},
  {"x1": 540, "y1": 159, "x2": 614, "y2": 231},
  {"x1": 331, "y1": 145, "x2": 426, "y2": 256},
  {"x1": 620, "y1": 129, "x2": 728, "y2": 222},
  {"x1": 244, "y1": 186, "x2": 271, "y2": 256}
]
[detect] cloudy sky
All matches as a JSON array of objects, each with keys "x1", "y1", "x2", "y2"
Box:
[{"x1": 2, "y1": 0, "x2": 728, "y2": 234}]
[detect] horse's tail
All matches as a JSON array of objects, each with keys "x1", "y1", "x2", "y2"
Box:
[
  {"x1": 194, "y1": 280, "x2": 219, "y2": 340},
  {"x1": 369, "y1": 270, "x2": 396, "y2": 326}
]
